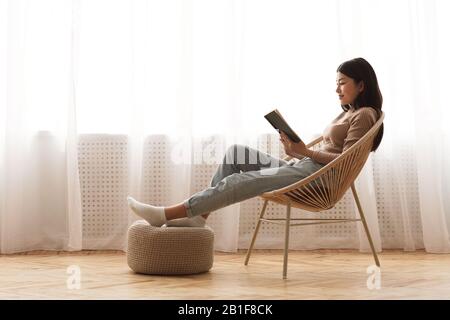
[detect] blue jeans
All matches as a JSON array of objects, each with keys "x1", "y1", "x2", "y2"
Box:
[{"x1": 183, "y1": 144, "x2": 325, "y2": 218}]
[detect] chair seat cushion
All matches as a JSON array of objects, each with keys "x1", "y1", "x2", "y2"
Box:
[{"x1": 127, "y1": 220, "x2": 215, "y2": 275}]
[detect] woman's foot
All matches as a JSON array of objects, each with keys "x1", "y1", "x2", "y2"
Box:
[
  {"x1": 127, "y1": 196, "x2": 167, "y2": 227},
  {"x1": 164, "y1": 215, "x2": 207, "y2": 228}
]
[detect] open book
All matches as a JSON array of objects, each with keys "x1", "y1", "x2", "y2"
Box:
[{"x1": 264, "y1": 109, "x2": 302, "y2": 143}]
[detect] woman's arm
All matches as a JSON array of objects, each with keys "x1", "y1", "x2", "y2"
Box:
[
  {"x1": 280, "y1": 131, "x2": 339, "y2": 164},
  {"x1": 301, "y1": 148, "x2": 340, "y2": 165},
  {"x1": 282, "y1": 107, "x2": 378, "y2": 165}
]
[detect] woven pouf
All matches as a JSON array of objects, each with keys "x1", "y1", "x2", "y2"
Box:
[{"x1": 127, "y1": 220, "x2": 215, "y2": 275}]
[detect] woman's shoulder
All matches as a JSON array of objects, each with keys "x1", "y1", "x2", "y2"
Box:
[
  {"x1": 352, "y1": 106, "x2": 379, "y2": 118},
  {"x1": 348, "y1": 107, "x2": 379, "y2": 127}
]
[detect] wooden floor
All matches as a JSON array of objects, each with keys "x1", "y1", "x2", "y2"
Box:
[{"x1": 1, "y1": 249, "x2": 450, "y2": 300}]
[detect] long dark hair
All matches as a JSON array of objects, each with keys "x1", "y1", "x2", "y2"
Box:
[{"x1": 337, "y1": 57, "x2": 383, "y2": 152}]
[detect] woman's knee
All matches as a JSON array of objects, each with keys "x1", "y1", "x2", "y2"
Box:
[{"x1": 225, "y1": 144, "x2": 246, "y2": 164}]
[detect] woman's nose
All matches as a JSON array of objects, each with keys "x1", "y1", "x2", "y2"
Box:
[{"x1": 336, "y1": 86, "x2": 340, "y2": 93}]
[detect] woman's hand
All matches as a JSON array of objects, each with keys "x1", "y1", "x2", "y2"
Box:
[{"x1": 279, "y1": 131, "x2": 310, "y2": 158}]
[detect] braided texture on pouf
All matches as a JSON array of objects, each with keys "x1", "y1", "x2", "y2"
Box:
[{"x1": 127, "y1": 220, "x2": 214, "y2": 275}]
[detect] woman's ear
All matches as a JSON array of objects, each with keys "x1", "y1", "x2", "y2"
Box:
[{"x1": 358, "y1": 81, "x2": 365, "y2": 93}]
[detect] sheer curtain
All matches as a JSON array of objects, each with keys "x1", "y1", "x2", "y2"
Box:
[
  {"x1": 1, "y1": 0, "x2": 449, "y2": 253},
  {"x1": 0, "y1": 0, "x2": 82, "y2": 253}
]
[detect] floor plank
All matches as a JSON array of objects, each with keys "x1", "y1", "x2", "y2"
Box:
[{"x1": 1, "y1": 250, "x2": 449, "y2": 299}]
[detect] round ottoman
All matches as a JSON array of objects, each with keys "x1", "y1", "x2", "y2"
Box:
[{"x1": 127, "y1": 220, "x2": 215, "y2": 275}]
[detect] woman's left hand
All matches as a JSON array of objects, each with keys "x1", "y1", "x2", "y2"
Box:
[{"x1": 279, "y1": 131, "x2": 309, "y2": 158}]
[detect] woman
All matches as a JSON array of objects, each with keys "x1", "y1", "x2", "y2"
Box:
[{"x1": 127, "y1": 57, "x2": 384, "y2": 227}]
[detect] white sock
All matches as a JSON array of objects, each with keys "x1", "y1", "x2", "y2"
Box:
[
  {"x1": 164, "y1": 215, "x2": 207, "y2": 228},
  {"x1": 127, "y1": 196, "x2": 167, "y2": 227}
]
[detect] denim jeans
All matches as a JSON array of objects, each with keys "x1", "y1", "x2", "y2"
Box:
[{"x1": 183, "y1": 144, "x2": 325, "y2": 218}]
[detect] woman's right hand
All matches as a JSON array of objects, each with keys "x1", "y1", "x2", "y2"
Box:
[{"x1": 279, "y1": 131, "x2": 309, "y2": 158}]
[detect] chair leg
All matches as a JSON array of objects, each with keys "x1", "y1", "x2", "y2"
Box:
[
  {"x1": 351, "y1": 183, "x2": 380, "y2": 267},
  {"x1": 283, "y1": 202, "x2": 291, "y2": 279},
  {"x1": 244, "y1": 200, "x2": 268, "y2": 266}
]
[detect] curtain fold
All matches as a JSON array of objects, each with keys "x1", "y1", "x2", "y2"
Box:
[
  {"x1": 409, "y1": 0, "x2": 450, "y2": 252},
  {"x1": 1, "y1": 0, "x2": 449, "y2": 254},
  {"x1": 0, "y1": 0, "x2": 82, "y2": 253},
  {"x1": 66, "y1": 0, "x2": 82, "y2": 250}
]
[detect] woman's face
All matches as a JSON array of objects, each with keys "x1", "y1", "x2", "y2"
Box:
[{"x1": 336, "y1": 72, "x2": 364, "y2": 107}]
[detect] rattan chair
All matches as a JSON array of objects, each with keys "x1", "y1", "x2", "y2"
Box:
[{"x1": 245, "y1": 112, "x2": 385, "y2": 279}]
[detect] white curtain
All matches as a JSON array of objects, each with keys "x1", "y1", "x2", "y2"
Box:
[
  {"x1": 1, "y1": 0, "x2": 449, "y2": 254},
  {"x1": 0, "y1": 0, "x2": 82, "y2": 252}
]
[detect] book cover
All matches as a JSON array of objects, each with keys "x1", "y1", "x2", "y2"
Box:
[{"x1": 264, "y1": 109, "x2": 302, "y2": 143}]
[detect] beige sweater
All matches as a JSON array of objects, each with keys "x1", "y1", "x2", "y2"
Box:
[{"x1": 308, "y1": 107, "x2": 379, "y2": 165}]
